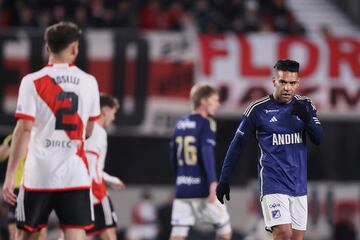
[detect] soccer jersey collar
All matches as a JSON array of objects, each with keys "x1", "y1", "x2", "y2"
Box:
[
  {"x1": 46, "y1": 63, "x2": 75, "y2": 68},
  {"x1": 269, "y1": 94, "x2": 295, "y2": 106}
]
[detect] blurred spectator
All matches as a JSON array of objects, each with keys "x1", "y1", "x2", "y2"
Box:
[
  {"x1": 73, "y1": 5, "x2": 89, "y2": 29},
  {"x1": 138, "y1": 0, "x2": 162, "y2": 29},
  {"x1": 262, "y1": 0, "x2": 305, "y2": 34},
  {"x1": 17, "y1": 4, "x2": 37, "y2": 27},
  {"x1": 333, "y1": 201, "x2": 357, "y2": 240},
  {"x1": 114, "y1": 1, "x2": 136, "y2": 28},
  {"x1": 126, "y1": 190, "x2": 158, "y2": 240},
  {"x1": 0, "y1": 0, "x2": 305, "y2": 34}
]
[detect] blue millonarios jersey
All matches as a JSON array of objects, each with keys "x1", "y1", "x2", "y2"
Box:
[
  {"x1": 170, "y1": 114, "x2": 217, "y2": 199},
  {"x1": 220, "y1": 95, "x2": 324, "y2": 197}
]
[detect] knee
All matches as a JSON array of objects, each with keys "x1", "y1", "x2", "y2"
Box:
[
  {"x1": 216, "y1": 223, "x2": 232, "y2": 240},
  {"x1": 217, "y1": 232, "x2": 232, "y2": 240},
  {"x1": 273, "y1": 227, "x2": 292, "y2": 240}
]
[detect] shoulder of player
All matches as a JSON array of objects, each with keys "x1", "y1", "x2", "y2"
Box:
[
  {"x1": 73, "y1": 68, "x2": 98, "y2": 83},
  {"x1": 20, "y1": 68, "x2": 48, "y2": 83},
  {"x1": 86, "y1": 124, "x2": 106, "y2": 145},
  {"x1": 243, "y1": 95, "x2": 271, "y2": 117},
  {"x1": 294, "y1": 95, "x2": 317, "y2": 110},
  {"x1": 94, "y1": 123, "x2": 107, "y2": 138},
  {"x1": 204, "y1": 117, "x2": 217, "y2": 132}
]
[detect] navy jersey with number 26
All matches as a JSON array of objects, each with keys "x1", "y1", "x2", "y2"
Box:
[
  {"x1": 220, "y1": 95, "x2": 324, "y2": 197},
  {"x1": 170, "y1": 114, "x2": 217, "y2": 199}
]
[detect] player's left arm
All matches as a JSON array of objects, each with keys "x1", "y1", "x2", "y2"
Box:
[
  {"x1": 292, "y1": 99, "x2": 324, "y2": 145},
  {"x1": 86, "y1": 77, "x2": 101, "y2": 139},
  {"x1": 201, "y1": 118, "x2": 218, "y2": 203},
  {"x1": 103, "y1": 171, "x2": 126, "y2": 190},
  {"x1": 169, "y1": 137, "x2": 177, "y2": 174}
]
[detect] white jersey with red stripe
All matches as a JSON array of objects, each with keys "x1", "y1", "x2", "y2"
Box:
[
  {"x1": 85, "y1": 122, "x2": 108, "y2": 203},
  {"x1": 15, "y1": 64, "x2": 100, "y2": 190}
]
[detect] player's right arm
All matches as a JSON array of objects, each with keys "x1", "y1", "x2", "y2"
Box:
[
  {"x1": 219, "y1": 114, "x2": 256, "y2": 183},
  {"x1": 3, "y1": 120, "x2": 33, "y2": 205},
  {"x1": 3, "y1": 76, "x2": 36, "y2": 205},
  {"x1": 217, "y1": 112, "x2": 256, "y2": 204}
]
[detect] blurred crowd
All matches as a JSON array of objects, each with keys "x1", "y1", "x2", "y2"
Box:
[{"x1": 0, "y1": 0, "x2": 305, "y2": 34}]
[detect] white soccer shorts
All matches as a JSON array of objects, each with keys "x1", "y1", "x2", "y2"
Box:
[
  {"x1": 261, "y1": 193, "x2": 307, "y2": 231},
  {"x1": 171, "y1": 198, "x2": 230, "y2": 236}
]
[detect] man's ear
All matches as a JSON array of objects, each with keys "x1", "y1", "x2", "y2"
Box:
[
  {"x1": 45, "y1": 44, "x2": 50, "y2": 54},
  {"x1": 200, "y1": 97, "x2": 207, "y2": 107},
  {"x1": 272, "y1": 77, "x2": 276, "y2": 86},
  {"x1": 70, "y1": 41, "x2": 79, "y2": 56}
]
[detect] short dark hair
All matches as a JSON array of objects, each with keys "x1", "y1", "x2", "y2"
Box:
[
  {"x1": 274, "y1": 59, "x2": 300, "y2": 72},
  {"x1": 100, "y1": 93, "x2": 119, "y2": 109},
  {"x1": 45, "y1": 21, "x2": 82, "y2": 54},
  {"x1": 190, "y1": 83, "x2": 218, "y2": 109}
]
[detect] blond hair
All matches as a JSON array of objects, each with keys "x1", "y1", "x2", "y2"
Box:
[{"x1": 190, "y1": 83, "x2": 218, "y2": 110}]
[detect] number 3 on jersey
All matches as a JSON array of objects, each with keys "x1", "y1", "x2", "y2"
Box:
[
  {"x1": 175, "y1": 136, "x2": 197, "y2": 166},
  {"x1": 55, "y1": 92, "x2": 79, "y2": 131}
]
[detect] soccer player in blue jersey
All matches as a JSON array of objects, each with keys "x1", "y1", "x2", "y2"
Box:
[
  {"x1": 169, "y1": 83, "x2": 232, "y2": 240},
  {"x1": 216, "y1": 59, "x2": 324, "y2": 240}
]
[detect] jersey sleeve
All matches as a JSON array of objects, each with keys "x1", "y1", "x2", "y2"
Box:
[
  {"x1": 169, "y1": 134, "x2": 177, "y2": 175},
  {"x1": 201, "y1": 118, "x2": 217, "y2": 183},
  {"x1": 304, "y1": 98, "x2": 324, "y2": 145},
  {"x1": 219, "y1": 109, "x2": 256, "y2": 183},
  {"x1": 15, "y1": 76, "x2": 37, "y2": 121},
  {"x1": 89, "y1": 77, "x2": 100, "y2": 121}
]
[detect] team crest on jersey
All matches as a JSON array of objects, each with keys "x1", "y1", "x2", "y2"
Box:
[{"x1": 272, "y1": 210, "x2": 281, "y2": 219}]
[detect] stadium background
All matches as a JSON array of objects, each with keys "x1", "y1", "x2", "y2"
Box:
[{"x1": 0, "y1": 0, "x2": 359, "y2": 239}]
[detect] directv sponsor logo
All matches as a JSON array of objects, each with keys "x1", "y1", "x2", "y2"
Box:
[
  {"x1": 176, "y1": 119, "x2": 196, "y2": 130},
  {"x1": 272, "y1": 132, "x2": 303, "y2": 145},
  {"x1": 45, "y1": 139, "x2": 72, "y2": 148},
  {"x1": 176, "y1": 176, "x2": 201, "y2": 185}
]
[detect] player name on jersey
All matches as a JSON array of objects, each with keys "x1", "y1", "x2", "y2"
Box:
[
  {"x1": 272, "y1": 132, "x2": 303, "y2": 146},
  {"x1": 54, "y1": 75, "x2": 80, "y2": 85}
]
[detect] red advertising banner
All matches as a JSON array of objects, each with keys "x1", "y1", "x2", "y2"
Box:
[{"x1": 0, "y1": 30, "x2": 359, "y2": 134}]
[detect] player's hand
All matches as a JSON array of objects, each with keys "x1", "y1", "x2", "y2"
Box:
[
  {"x1": 291, "y1": 101, "x2": 310, "y2": 123},
  {"x1": 216, "y1": 182, "x2": 230, "y2": 204},
  {"x1": 111, "y1": 178, "x2": 126, "y2": 190},
  {"x1": 2, "y1": 177, "x2": 16, "y2": 205}
]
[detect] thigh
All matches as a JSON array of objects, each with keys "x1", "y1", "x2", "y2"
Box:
[
  {"x1": 290, "y1": 195, "x2": 307, "y2": 231},
  {"x1": 261, "y1": 194, "x2": 292, "y2": 231},
  {"x1": 54, "y1": 189, "x2": 93, "y2": 230},
  {"x1": 171, "y1": 199, "x2": 196, "y2": 227},
  {"x1": 201, "y1": 200, "x2": 230, "y2": 227},
  {"x1": 16, "y1": 188, "x2": 52, "y2": 232}
]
